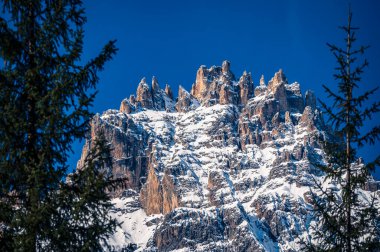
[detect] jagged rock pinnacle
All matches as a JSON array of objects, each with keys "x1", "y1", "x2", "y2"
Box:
[
  {"x1": 222, "y1": 60, "x2": 231, "y2": 74},
  {"x1": 152, "y1": 76, "x2": 159, "y2": 90},
  {"x1": 238, "y1": 71, "x2": 253, "y2": 105},
  {"x1": 165, "y1": 84, "x2": 173, "y2": 100},
  {"x1": 129, "y1": 94, "x2": 136, "y2": 104},
  {"x1": 268, "y1": 69, "x2": 287, "y2": 92},
  {"x1": 139, "y1": 77, "x2": 147, "y2": 84},
  {"x1": 260, "y1": 75, "x2": 266, "y2": 86},
  {"x1": 136, "y1": 77, "x2": 153, "y2": 109},
  {"x1": 305, "y1": 90, "x2": 316, "y2": 110},
  {"x1": 176, "y1": 85, "x2": 197, "y2": 112}
]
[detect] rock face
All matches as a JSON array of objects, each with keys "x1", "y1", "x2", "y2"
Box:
[
  {"x1": 77, "y1": 61, "x2": 379, "y2": 251},
  {"x1": 175, "y1": 86, "x2": 199, "y2": 112},
  {"x1": 136, "y1": 77, "x2": 154, "y2": 109},
  {"x1": 305, "y1": 90, "x2": 316, "y2": 110},
  {"x1": 190, "y1": 60, "x2": 253, "y2": 107},
  {"x1": 165, "y1": 83, "x2": 173, "y2": 100},
  {"x1": 140, "y1": 165, "x2": 179, "y2": 215},
  {"x1": 238, "y1": 71, "x2": 254, "y2": 105}
]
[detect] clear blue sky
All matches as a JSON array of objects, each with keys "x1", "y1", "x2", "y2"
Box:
[{"x1": 69, "y1": 0, "x2": 380, "y2": 179}]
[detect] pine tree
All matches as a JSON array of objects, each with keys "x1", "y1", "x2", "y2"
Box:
[
  {"x1": 46, "y1": 132, "x2": 120, "y2": 251},
  {"x1": 0, "y1": 0, "x2": 120, "y2": 250},
  {"x1": 305, "y1": 10, "x2": 380, "y2": 252}
]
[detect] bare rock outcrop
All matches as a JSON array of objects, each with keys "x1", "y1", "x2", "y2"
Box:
[
  {"x1": 139, "y1": 167, "x2": 180, "y2": 215},
  {"x1": 300, "y1": 106, "x2": 317, "y2": 130},
  {"x1": 219, "y1": 83, "x2": 238, "y2": 105},
  {"x1": 165, "y1": 83, "x2": 173, "y2": 100},
  {"x1": 305, "y1": 89, "x2": 316, "y2": 110},
  {"x1": 151, "y1": 76, "x2": 165, "y2": 110},
  {"x1": 285, "y1": 82, "x2": 304, "y2": 113},
  {"x1": 119, "y1": 97, "x2": 135, "y2": 114},
  {"x1": 267, "y1": 68, "x2": 287, "y2": 92},
  {"x1": 190, "y1": 60, "x2": 238, "y2": 106},
  {"x1": 140, "y1": 165, "x2": 162, "y2": 215},
  {"x1": 136, "y1": 77, "x2": 154, "y2": 109},
  {"x1": 238, "y1": 71, "x2": 254, "y2": 105},
  {"x1": 175, "y1": 85, "x2": 199, "y2": 112},
  {"x1": 254, "y1": 75, "x2": 267, "y2": 97},
  {"x1": 152, "y1": 207, "x2": 268, "y2": 252},
  {"x1": 77, "y1": 112, "x2": 149, "y2": 197}
]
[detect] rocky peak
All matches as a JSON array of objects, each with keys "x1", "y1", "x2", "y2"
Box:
[
  {"x1": 242, "y1": 69, "x2": 306, "y2": 131},
  {"x1": 305, "y1": 90, "x2": 316, "y2": 110},
  {"x1": 191, "y1": 61, "x2": 237, "y2": 106},
  {"x1": 120, "y1": 98, "x2": 133, "y2": 114},
  {"x1": 265, "y1": 70, "x2": 304, "y2": 114},
  {"x1": 222, "y1": 60, "x2": 231, "y2": 74},
  {"x1": 238, "y1": 70, "x2": 254, "y2": 105},
  {"x1": 165, "y1": 84, "x2": 173, "y2": 100},
  {"x1": 137, "y1": 77, "x2": 148, "y2": 90},
  {"x1": 120, "y1": 76, "x2": 175, "y2": 113},
  {"x1": 254, "y1": 75, "x2": 268, "y2": 97},
  {"x1": 118, "y1": 63, "x2": 306, "y2": 115},
  {"x1": 268, "y1": 69, "x2": 287, "y2": 92},
  {"x1": 300, "y1": 106, "x2": 316, "y2": 130},
  {"x1": 129, "y1": 94, "x2": 136, "y2": 104},
  {"x1": 150, "y1": 76, "x2": 168, "y2": 111},
  {"x1": 151, "y1": 76, "x2": 159, "y2": 91},
  {"x1": 284, "y1": 82, "x2": 304, "y2": 113},
  {"x1": 119, "y1": 64, "x2": 307, "y2": 121},
  {"x1": 260, "y1": 74, "x2": 266, "y2": 86},
  {"x1": 136, "y1": 77, "x2": 154, "y2": 109}
]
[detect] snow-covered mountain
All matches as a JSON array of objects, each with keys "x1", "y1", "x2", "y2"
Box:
[{"x1": 78, "y1": 61, "x2": 379, "y2": 251}]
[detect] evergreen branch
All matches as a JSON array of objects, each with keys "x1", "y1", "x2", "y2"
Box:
[
  {"x1": 0, "y1": 17, "x2": 23, "y2": 64},
  {"x1": 327, "y1": 43, "x2": 346, "y2": 55},
  {"x1": 365, "y1": 155, "x2": 380, "y2": 172},
  {"x1": 358, "y1": 102, "x2": 380, "y2": 123},
  {"x1": 322, "y1": 84, "x2": 345, "y2": 103},
  {"x1": 352, "y1": 87, "x2": 379, "y2": 108},
  {"x1": 350, "y1": 45, "x2": 370, "y2": 55},
  {"x1": 318, "y1": 99, "x2": 345, "y2": 127},
  {"x1": 309, "y1": 174, "x2": 342, "y2": 210},
  {"x1": 356, "y1": 126, "x2": 380, "y2": 147}
]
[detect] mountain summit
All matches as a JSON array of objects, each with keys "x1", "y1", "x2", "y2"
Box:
[{"x1": 77, "y1": 61, "x2": 379, "y2": 251}]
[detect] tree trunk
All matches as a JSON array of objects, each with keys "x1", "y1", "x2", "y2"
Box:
[
  {"x1": 26, "y1": 1, "x2": 38, "y2": 251},
  {"x1": 345, "y1": 12, "x2": 352, "y2": 252}
]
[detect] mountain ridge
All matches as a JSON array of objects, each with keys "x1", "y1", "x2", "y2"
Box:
[{"x1": 77, "y1": 61, "x2": 379, "y2": 251}]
